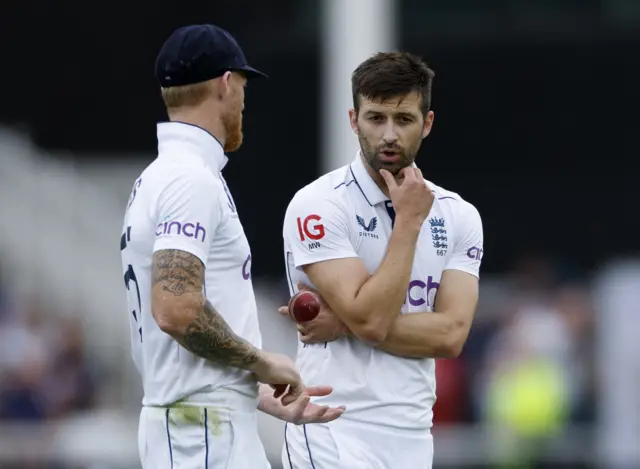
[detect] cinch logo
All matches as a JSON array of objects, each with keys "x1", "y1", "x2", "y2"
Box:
[
  {"x1": 297, "y1": 214, "x2": 325, "y2": 242},
  {"x1": 242, "y1": 254, "x2": 252, "y2": 280},
  {"x1": 156, "y1": 221, "x2": 207, "y2": 242},
  {"x1": 467, "y1": 246, "x2": 483, "y2": 261},
  {"x1": 406, "y1": 275, "x2": 440, "y2": 307}
]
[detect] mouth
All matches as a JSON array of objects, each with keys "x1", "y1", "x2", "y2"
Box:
[{"x1": 379, "y1": 150, "x2": 400, "y2": 163}]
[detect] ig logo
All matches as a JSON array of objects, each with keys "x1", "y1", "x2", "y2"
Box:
[{"x1": 296, "y1": 214, "x2": 325, "y2": 241}]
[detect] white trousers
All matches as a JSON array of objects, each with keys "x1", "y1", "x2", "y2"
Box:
[
  {"x1": 283, "y1": 418, "x2": 433, "y2": 469},
  {"x1": 139, "y1": 405, "x2": 271, "y2": 469}
]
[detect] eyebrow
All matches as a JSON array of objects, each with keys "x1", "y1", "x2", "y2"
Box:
[
  {"x1": 364, "y1": 110, "x2": 417, "y2": 118},
  {"x1": 394, "y1": 112, "x2": 417, "y2": 118}
]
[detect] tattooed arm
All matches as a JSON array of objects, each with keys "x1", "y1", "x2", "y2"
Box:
[
  {"x1": 151, "y1": 249, "x2": 304, "y2": 404},
  {"x1": 148, "y1": 174, "x2": 303, "y2": 403},
  {"x1": 151, "y1": 248, "x2": 260, "y2": 369}
]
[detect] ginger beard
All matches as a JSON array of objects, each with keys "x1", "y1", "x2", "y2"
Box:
[
  {"x1": 221, "y1": 75, "x2": 245, "y2": 153},
  {"x1": 222, "y1": 107, "x2": 243, "y2": 153}
]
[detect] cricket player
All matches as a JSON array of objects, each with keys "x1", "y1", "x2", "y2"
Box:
[
  {"x1": 280, "y1": 52, "x2": 484, "y2": 468},
  {"x1": 120, "y1": 24, "x2": 344, "y2": 469}
]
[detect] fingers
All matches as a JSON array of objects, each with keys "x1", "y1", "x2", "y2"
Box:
[
  {"x1": 271, "y1": 384, "x2": 288, "y2": 399},
  {"x1": 278, "y1": 306, "x2": 291, "y2": 317},
  {"x1": 315, "y1": 407, "x2": 345, "y2": 423},
  {"x1": 281, "y1": 381, "x2": 305, "y2": 406},
  {"x1": 304, "y1": 385, "x2": 333, "y2": 397},
  {"x1": 300, "y1": 335, "x2": 315, "y2": 344},
  {"x1": 292, "y1": 394, "x2": 311, "y2": 415},
  {"x1": 297, "y1": 403, "x2": 346, "y2": 425},
  {"x1": 281, "y1": 388, "x2": 346, "y2": 424},
  {"x1": 298, "y1": 326, "x2": 320, "y2": 344},
  {"x1": 414, "y1": 167, "x2": 424, "y2": 180},
  {"x1": 295, "y1": 320, "x2": 315, "y2": 343},
  {"x1": 379, "y1": 169, "x2": 398, "y2": 189},
  {"x1": 296, "y1": 282, "x2": 317, "y2": 293},
  {"x1": 401, "y1": 166, "x2": 417, "y2": 182},
  {"x1": 316, "y1": 407, "x2": 345, "y2": 423},
  {"x1": 281, "y1": 394, "x2": 297, "y2": 406}
]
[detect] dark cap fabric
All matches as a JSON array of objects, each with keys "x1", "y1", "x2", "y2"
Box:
[{"x1": 155, "y1": 24, "x2": 267, "y2": 87}]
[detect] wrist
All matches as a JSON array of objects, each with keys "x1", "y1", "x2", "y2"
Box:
[
  {"x1": 247, "y1": 350, "x2": 268, "y2": 374},
  {"x1": 393, "y1": 214, "x2": 424, "y2": 234}
]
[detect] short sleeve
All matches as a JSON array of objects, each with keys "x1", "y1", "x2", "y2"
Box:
[
  {"x1": 443, "y1": 202, "x2": 484, "y2": 278},
  {"x1": 283, "y1": 190, "x2": 358, "y2": 268},
  {"x1": 153, "y1": 172, "x2": 221, "y2": 267}
]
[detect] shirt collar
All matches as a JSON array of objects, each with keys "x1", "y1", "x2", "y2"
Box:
[
  {"x1": 349, "y1": 150, "x2": 419, "y2": 206},
  {"x1": 156, "y1": 121, "x2": 228, "y2": 173}
]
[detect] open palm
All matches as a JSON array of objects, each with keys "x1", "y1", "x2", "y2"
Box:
[{"x1": 260, "y1": 385, "x2": 345, "y2": 425}]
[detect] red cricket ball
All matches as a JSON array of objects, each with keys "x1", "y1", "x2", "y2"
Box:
[{"x1": 288, "y1": 291, "x2": 321, "y2": 323}]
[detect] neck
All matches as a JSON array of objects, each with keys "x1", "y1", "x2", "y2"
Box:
[
  {"x1": 167, "y1": 106, "x2": 226, "y2": 147},
  {"x1": 360, "y1": 152, "x2": 391, "y2": 198}
]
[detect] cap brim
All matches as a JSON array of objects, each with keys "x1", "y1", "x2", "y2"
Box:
[{"x1": 236, "y1": 65, "x2": 268, "y2": 80}]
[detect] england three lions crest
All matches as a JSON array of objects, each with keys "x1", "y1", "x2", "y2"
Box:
[{"x1": 429, "y1": 217, "x2": 448, "y2": 255}]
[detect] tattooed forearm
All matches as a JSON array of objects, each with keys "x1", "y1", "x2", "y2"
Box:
[
  {"x1": 151, "y1": 249, "x2": 260, "y2": 370},
  {"x1": 183, "y1": 300, "x2": 259, "y2": 369}
]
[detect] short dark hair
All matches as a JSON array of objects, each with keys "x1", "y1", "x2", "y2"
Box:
[{"x1": 351, "y1": 51, "x2": 435, "y2": 116}]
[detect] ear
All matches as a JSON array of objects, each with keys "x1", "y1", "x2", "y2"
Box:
[
  {"x1": 219, "y1": 71, "x2": 233, "y2": 97},
  {"x1": 349, "y1": 108, "x2": 358, "y2": 134},
  {"x1": 422, "y1": 111, "x2": 435, "y2": 139}
]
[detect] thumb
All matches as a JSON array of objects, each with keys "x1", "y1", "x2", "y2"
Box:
[
  {"x1": 278, "y1": 306, "x2": 290, "y2": 317},
  {"x1": 282, "y1": 380, "x2": 305, "y2": 405},
  {"x1": 379, "y1": 169, "x2": 397, "y2": 190}
]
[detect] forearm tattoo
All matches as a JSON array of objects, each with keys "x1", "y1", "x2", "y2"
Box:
[
  {"x1": 152, "y1": 249, "x2": 259, "y2": 369},
  {"x1": 185, "y1": 299, "x2": 259, "y2": 368}
]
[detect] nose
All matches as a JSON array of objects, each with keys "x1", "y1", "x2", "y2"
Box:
[{"x1": 382, "y1": 123, "x2": 398, "y2": 144}]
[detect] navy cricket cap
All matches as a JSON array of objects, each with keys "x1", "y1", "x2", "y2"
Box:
[{"x1": 154, "y1": 24, "x2": 267, "y2": 87}]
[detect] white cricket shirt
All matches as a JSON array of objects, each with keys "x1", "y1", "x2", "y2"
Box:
[
  {"x1": 283, "y1": 152, "x2": 483, "y2": 432},
  {"x1": 120, "y1": 122, "x2": 262, "y2": 408}
]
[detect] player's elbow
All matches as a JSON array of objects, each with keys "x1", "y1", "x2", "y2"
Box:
[
  {"x1": 437, "y1": 340, "x2": 464, "y2": 359},
  {"x1": 152, "y1": 304, "x2": 182, "y2": 336},
  {"x1": 349, "y1": 316, "x2": 391, "y2": 345},
  {"x1": 339, "y1": 304, "x2": 394, "y2": 344},
  {"x1": 437, "y1": 319, "x2": 470, "y2": 358},
  {"x1": 152, "y1": 293, "x2": 199, "y2": 337},
  {"x1": 353, "y1": 325, "x2": 387, "y2": 345}
]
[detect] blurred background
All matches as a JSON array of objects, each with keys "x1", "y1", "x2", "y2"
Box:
[{"x1": 0, "y1": 0, "x2": 638, "y2": 468}]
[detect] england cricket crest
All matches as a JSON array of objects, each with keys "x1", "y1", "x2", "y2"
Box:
[{"x1": 429, "y1": 217, "x2": 448, "y2": 256}]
